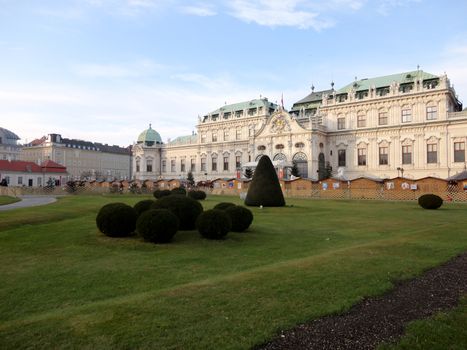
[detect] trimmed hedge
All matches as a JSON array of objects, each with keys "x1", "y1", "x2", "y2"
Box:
[
  {"x1": 133, "y1": 199, "x2": 156, "y2": 217},
  {"x1": 196, "y1": 209, "x2": 231, "y2": 239},
  {"x1": 418, "y1": 194, "x2": 443, "y2": 209},
  {"x1": 245, "y1": 155, "x2": 285, "y2": 207},
  {"x1": 136, "y1": 209, "x2": 179, "y2": 243},
  {"x1": 188, "y1": 190, "x2": 207, "y2": 200},
  {"x1": 225, "y1": 205, "x2": 253, "y2": 232},
  {"x1": 213, "y1": 202, "x2": 236, "y2": 211},
  {"x1": 171, "y1": 187, "x2": 187, "y2": 195},
  {"x1": 96, "y1": 202, "x2": 137, "y2": 237},
  {"x1": 153, "y1": 189, "x2": 171, "y2": 199},
  {"x1": 152, "y1": 195, "x2": 203, "y2": 230}
]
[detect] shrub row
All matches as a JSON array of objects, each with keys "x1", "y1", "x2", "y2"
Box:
[{"x1": 97, "y1": 198, "x2": 254, "y2": 243}]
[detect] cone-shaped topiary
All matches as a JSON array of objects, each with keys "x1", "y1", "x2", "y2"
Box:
[
  {"x1": 136, "y1": 209, "x2": 179, "y2": 243},
  {"x1": 418, "y1": 194, "x2": 443, "y2": 209},
  {"x1": 133, "y1": 199, "x2": 156, "y2": 217},
  {"x1": 151, "y1": 195, "x2": 203, "y2": 230},
  {"x1": 96, "y1": 202, "x2": 137, "y2": 237},
  {"x1": 213, "y1": 202, "x2": 236, "y2": 210},
  {"x1": 196, "y1": 209, "x2": 231, "y2": 239},
  {"x1": 245, "y1": 156, "x2": 285, "y2": 207},
  {"x1": 225, "y1": 205, "x2": 254, "y2": 232}
]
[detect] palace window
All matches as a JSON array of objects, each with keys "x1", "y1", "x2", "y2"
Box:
[
  {"x1": 18, "y1": 176, "x2": 23, "y2": 185},
  {"x1": 235, "y1": 110, "x2": 243, "y2": 118},
  {"x1": 427, "y1": 144, "x2": 437, "y2": 164},
  {"x1": 146, "y1": 159, "x2": 153, "y2": 172},
  {"x1": 201, "y1": 134, "x2": 206, "y2": 143},
  {"x1": 212, "y1": 155, "x2": 217, "y2": 171},
  {"x1": 257, "y1": 145, "x2": 266, "y2": 151},
  {"x1": 223, "y1": 130, "x2": 229, "y2": 141},
  {"x1": 236, "y1": 155, "x2": 241, "y2": 169},
  {"x1": 379, "y1": 147, "x2": 388, "y2": 165},
  {"x1": 337, "y1": 117, "x2": 345, "y2": 130},
  {"x1": 236, "y1": 128, "x2": 241, "y2": 140},
  {"x1": 378, "y1": 112, "x2": 388, "y2": 126},
  {"x1": 357, "y1": 114, "x2": 366, "y2": 128},
  {"x1": 180, "y1": 159, "x2": 186, "y2": 172},
  {"x1": 171, "y1": 160, "x2": 176, "y2": 172},
  {"x1": 223, "y1": 112, "x2": 231, "y2": 119},
  {"x1": 426, "y1": 106, "x2": 438, "y2": 120},
  {"x1": 454, "y1": 142, "x2": 465, "y2": 162},
  {"x1": 162, "y1": 160, "x2": 166, "y2": 172},
  {"x1": 401, "y1": 109, "x2": 412, "y2": 123},
  {"x1": 402, "y1": 145, "x2": 412, "y2": 164},
  {"x1": 248, "y1": 108, "x2": 257, "y2": 116},
  {"x1": 212, "y1": 132, "x2": 217, "y2": 142},
  {"x1": 223, "y1": 156, "x2": 229, "y2": 171},
  {"x1": 191, "y1": 158, "x2": 196, "y2": 172},
  {"x1": 357, "y1": 148, "x2": 366, "y2": 166},
  {"x1": 201, "y1": 157, "x2": 206, "y2": 172},
  {"x1": 338, "y1": 149, "x2": 346, "y2": 167},
  {"x1": 136, "y1": 159, "x2": 140, "y2": 172}
]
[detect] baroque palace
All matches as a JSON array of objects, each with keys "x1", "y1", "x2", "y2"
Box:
[{"x1": 133, "y1": 69, "x2": 467, "y2": 182}]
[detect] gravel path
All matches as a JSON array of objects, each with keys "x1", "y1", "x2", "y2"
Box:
[
  {"x1": 0, "y1": 195, "x2": 57, "y2": 211},
  {"x1": 257, "y1": 252, "x2": 467, "y2": 350}
]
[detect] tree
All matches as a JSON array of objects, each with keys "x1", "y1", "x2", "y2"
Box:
[
  {"x1": 187, "y1": 171, "x2": 195, "y2": 187},
  {"x1": 244, "y1": 156, "x2": 285, "y2": 207},
  {"x1": 46, "y1": 177, "x2": 55, "y2": 189},
  {"x1": 244, "y1": 168, "x2": 253, "y2": 179},
  {"x1": 291, "y1": 162, "x2": 300, "y2": 177},
  {"x1": 325, "y1": 161, "x2": 333, "y2": 179}
]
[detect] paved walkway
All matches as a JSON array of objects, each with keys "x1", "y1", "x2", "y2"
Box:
[{"x1": 0, "y1": 195, "x2": 57, "y2": 211}]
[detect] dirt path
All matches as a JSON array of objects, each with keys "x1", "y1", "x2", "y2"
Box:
[{"x1": 257, "y1": 252, "x2": 467, "y2": 350}]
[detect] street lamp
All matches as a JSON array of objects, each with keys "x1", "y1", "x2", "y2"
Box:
[{"x1": 397, "y1": 167, "x2": 404, "y2": 178}]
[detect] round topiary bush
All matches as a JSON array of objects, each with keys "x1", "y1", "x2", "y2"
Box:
[
  {"x1": 152, "y1": 195, "x2": 203, "y2": 230},
  {"x1": 136, "y1": 209, "x2": 179, "y2": 243},
  {"x1": 196, "y1": 209, "x2": 231, "y2": 240},
  {"x1": 133, "y1": 199, "x2": 156, "y2": 217},
  {"x1": 153, "y1": 189, "x2": 171, "y2": 199},
  {"x1": 171, "y1": 187, "x2": 187, "y2": 195},
  {"x1": 418, "y1": 194, "x2": 443, "y2": 209},
  {"x1": 96, "y1": 202, "x2": 137, "y2": 237},
  {"x1": 188, "y1": 190, "x2": 207, "y2": 200},
  {"x1": 225, "y1": 205, "x2": 254, "y2": 232},
  {"x1": 213, "y1": 202, "x2": 236, "y2": 211}
]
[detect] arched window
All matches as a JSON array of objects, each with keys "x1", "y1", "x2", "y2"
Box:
[
  {"x1": 275, "y1": 144, "x2": 285, "y2": 150},
  {"x1": 255, "y1": 154, "x2": 264, "y2": 161},
  {"x1": 273, "y1": 153, "x2": 287, "y2": 162},
  {"x1": 211, "y1": 153, "x2": 218, "y2": 172},
  {"x1": 257, "y1": 145, "x2": 266, "y2": 151},
  {"x1": 295, "y1": 142, "x2": 305, "y2": 148}
]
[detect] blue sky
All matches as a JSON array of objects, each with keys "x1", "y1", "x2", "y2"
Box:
[{"x1": 1, "y1": 0, "x2": 467, "y2": 146}]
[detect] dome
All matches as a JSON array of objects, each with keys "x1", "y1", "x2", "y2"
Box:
[{"x1": 137, "y1": 124, "x2": 162, "y2": 146}]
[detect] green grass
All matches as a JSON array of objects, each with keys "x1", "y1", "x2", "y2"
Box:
[
  {"x1": 0, "y1": 195, "x2": 20, "y2": 206},
  {"x1": 0, "y1": 195, "x2": 466, "y2": 349}
]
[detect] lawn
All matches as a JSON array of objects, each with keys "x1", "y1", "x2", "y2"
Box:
[
  {"x1": 0, "y1": 195, "x2": 20, "y2": 206},
  {"x1": 0, "y1": 195, "x2": 466, "y2": 349}
]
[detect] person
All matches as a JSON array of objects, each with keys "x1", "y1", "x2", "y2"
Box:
[{"x1": 0, "y1": 179, "x2": 8, "y2": 187}]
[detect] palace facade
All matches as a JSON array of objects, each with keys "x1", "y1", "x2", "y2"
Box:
[{"x1": 133, "y1": 70, "x2": 467, "y2": 181}]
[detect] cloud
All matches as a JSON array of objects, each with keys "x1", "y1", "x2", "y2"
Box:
[
  {"x1": 180, "y1": 4, "x2": 217, "y2": 17},
  {"x1": 377, "y1": 0, "x2": 422, "y2": 15},
  {"x1": 228, "y1": 0, "x2": 333, "y2": 30},
  {"x1": 71, "y1": 60, "x2": 167, "y2": 78}
]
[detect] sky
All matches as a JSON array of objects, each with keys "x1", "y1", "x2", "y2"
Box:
[{"x1": 1, "y1": 0, "x2": 467, "y2": 146}]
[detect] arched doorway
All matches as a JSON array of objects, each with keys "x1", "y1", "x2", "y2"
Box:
[{"x1": 292, "y1": 152, "x2": 308, "y2": 178}]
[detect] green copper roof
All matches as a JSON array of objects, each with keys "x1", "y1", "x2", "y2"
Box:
[
  {"x1": 207, "y1": 98, "x2": 278, "y2": 116},
  {"x1": 168, "y1": 134, "x2": 197, "y2": 145},
  {"x1": 337, "y1": 70, "x2": 439, "y2": 93},
  {"x1": 137, "y1": 124, "x2": 162, "y2": 144}
]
